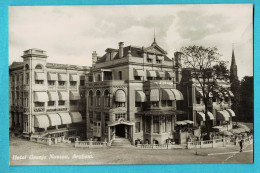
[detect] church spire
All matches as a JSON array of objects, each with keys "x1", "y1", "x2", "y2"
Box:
[
  {"x1": 152, "y1": 28, "x2": 157, "y2": 46},
  {"x1": 230, "y1": 44, "x2": 238, "y2": 82}
]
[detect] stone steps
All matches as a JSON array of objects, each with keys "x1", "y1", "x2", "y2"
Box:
[{"x1": 111, "y1": 137, "x2": 132, "y2": 147}]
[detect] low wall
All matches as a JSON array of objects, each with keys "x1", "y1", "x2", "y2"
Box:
[
  {"x1": 136, "y1": 143, "x2": 177, "y2": 150},
  {"x1": 75, "y1": 141, "x2": 108, "y2": 148},
  {"x1": 187, "y1": 138, "x2": 226, "y2": 149},
  {"x1": 30, "y1": 136, "x2": 52, "y2": 145}
]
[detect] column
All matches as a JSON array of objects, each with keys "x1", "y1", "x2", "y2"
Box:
[
  {"x1": 108, "y1": 126, "x2": 111, "y2": 142},
  {"x1": 151, "y1": 116, "x2": 153, "y2": 134}
]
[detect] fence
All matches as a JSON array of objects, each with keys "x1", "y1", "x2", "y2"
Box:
[
  {"x1": 75, "y1": 141, "x2": 108, "y2": 148},
  {"x1": 136, "y1": 143, "x2": 178, "y2": 150},
  {"x1": 187, "y1": 138, "x2": 226, "y2": 149},
  {"x1": 226, "y1": 136, "x2": 253, "y2": 146}
]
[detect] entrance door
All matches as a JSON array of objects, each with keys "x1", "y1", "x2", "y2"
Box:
[{"x1": 115, "y1": 124, "x2": 125, "y2": 137}]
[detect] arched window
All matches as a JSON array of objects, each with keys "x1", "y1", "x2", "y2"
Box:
[
  {"x1": 96, "y1": 90, "x2": 101, "y2": 107},
  {"x1": 104, "y1": 90, "x2": 110, "y2": 107},
  {"x1": 115, "y1": 89, "x2": 126, "y2": 107},
  {"x1": 89, "y1": 90, "x2": 93, "y2": 106},
  {"x1": 118, "y1": 71, "x2": 122, "y2": 80},
  {"x1": 35, "y1": 64, "x2": 43, "y2": 69}
]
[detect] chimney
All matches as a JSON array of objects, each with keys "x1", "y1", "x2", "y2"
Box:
[
  {"x1": 92, "y1": 51, "x2": 98, "y2": 65},
  {"x1": 119, "y1": 42, "x2": 124, "y2": 58}
]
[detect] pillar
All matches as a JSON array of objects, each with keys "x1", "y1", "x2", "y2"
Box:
[
  {"x1": 108, "y1": 126, "x2": 111, "y2": 142},
  {"x1": 151, "y1": 116, "x2": 153, "y2": 134}
]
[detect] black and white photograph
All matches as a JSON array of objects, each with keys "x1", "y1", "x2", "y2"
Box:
[{"x1": 9, "y1": 4, "x2": 253, "y2": 165}]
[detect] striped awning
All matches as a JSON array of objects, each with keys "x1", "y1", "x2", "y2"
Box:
[
  {"x1": 34, "y1": 92, "x2": 49, "y2": 102},
  {"x1": 70, "y1": 74, "x2": 79, "y2": 81},
  {"x1": 48, "y1": 91, "x2": 59, "y2": 101},
  {"x1": 165, "y1": 71, "x2": 175, "y2": 78},
  {"x1": 206, "y1": 111, "x2": 215, "y2": 120},
  {"x1": 70, "y1": 112, "x2": 83, "y2": 123},
  {"x1": 150, "y1": 89, "x2": 159, "y2": 101},
  {"x1": 226, "y1": 109, "x2": 236, "y2": 117},
  {"x1": 115, "y1": 90, "x2": 126, "y2": 102},
  {"x1": 156, "y1": 71, "x2": 165, "y2": 78},
  {"x1": 70, "y1": 91, "x2": 80, "y2": 100},
  {"x1": 197, "y1": 112, "x2": 205, "y2": 121},
  {"x1": 162, "y1": 89, "x2": 175, "y2": 100},
  {"x1": 58, "y1": 112, "x2": 72, "y2": 124},
  {"x1": 216, "y1": 111, "x2": 230, "y2": 121},
  {"x1": 58, "y1": 91, "x2": 69, "y2": 100},
  {"x1": 147, "y1": 70, "x2": 157, "y2": 77},
  {"x1": 47, "y1": 73, "x2": 57, "y2": 81},
  {"x1": 47, "y1": 113, "x2": 62, "y2": 126},
  {"x1": 34, "y1": 115, "x2": 50, "y2": 128},
  {"x1": 35, "y1": 72, "x2": 45, "y2": 80},
  {"x1": 134, "y1": 69, "x2": 145, "y2": 76},
  {"x1": 58, "y1": 73, "x2": 67, "y2": 81},
  {"x1": 136, "y1": 91, "x2": 146, "y2": 102},
  {"x1": 170, "y1": 89, "x2": 184, "y2": 100}
]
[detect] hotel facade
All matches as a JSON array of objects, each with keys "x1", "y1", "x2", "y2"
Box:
[{"x1": 9, "y1": 40, "x2": 236, "y2": 145}]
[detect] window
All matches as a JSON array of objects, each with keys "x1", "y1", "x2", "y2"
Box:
[
  {"x1": 48, "y1": 81, "x2": 55, "y2": 85},
  {"x1": 104, "y1": 90, "x2": 110, "y2": 107},
  {"x1": 167, "y1": 100, "x2": 172, "y2": 107},
  {"x1": 35, "y1": 80, "x2": 44, "y2": 84},
  {"x1": 161, "y1": 100, "x2": 166, "y2": 107},
  {"x1": 11, "y1": 91, "x2": 15, "y2": 105},
  {"x1": 80, "y1": 80, "x2": 85, "y2": 86},
  {"x1": 88, "y1": 76, "x2": 93, "y2": 82},
  {"x1": 89, "y1": 91, "x2": 93, "y2": 106},
  {"x1": 25, "y1": 73, "x2": 29, "y2": 84},
  {"x1": 135, "y1": 122, "x2": 140, "y2": 133},
  {"x1": 35, "y1": 102, "x2": 44, "y2": 107},
  {"x1": 96, "y1": 112, "x2": 101, "y2": 121},
  {"x1": 70, "y1": 81, "x2": 77, "y2": 86},
  {"x1": 97, "y1": 74, "x2": 101, "y2": 81},
  {"x1": 115, "y1": 102, "x2": 125, "y2": 107},
  {"x1": 147, "y1": 58, "x2": 152, "y2": 63},
  {"x1": 135, "y1": 102, "x2": 142, "y2": 107},
  {"x1": 80, "y1": 91, "x2": 85, "y2": 98},
  {"x1": 48, "y1": 101, "x2": 55, "y2": 106},
  {"x1": 118, "y1": 71, "x2": 122, "y2": 80},
  {"x1": 134, "y1": 76, "x2": 141, "y2": 80},
  {"x1": 115, "y1": 113, "x2": 126, "y2": 121},
  {"x1": 89, "y1": 112, "x2": 93, "y2": 130},
  {"x1": 58, "y1": 81, "x2": 65, "y2": 86},
  {"x1": 96, "y1": 90, "x2": 101, "y2": 106},
  {"x1": 105, "y1": 113, "x2": 110, "y2": 121},
  {"x1": 23, "y1": 92, "x2": 29, "y2": 107},
  {"x1": 104, "y1": 113, "x2": 109, "y2": 133},
  {"x1": 58, "y1": 100, "x2": 65, "y2": 106},
  {"x1": 153, "y1": 116, "x2": 159, "y2": 133},
  {"x1": 145, "y1": 116, "x2": 151, "y2": 133},
  {"x1": 70, "y1": 100, "x2": 78, "y2": 105},
  {"x1": 156, "y1": 60, "x2": 161, "y2": 64},
  {"x1": 147, "y1": 77, "x2": 153, "y2": 80},
  {"x1": 35, "y1": 64, "x2": 42, "y2": 69},
  {"x1": 25, "y1": 64, "x2": 29, "y2": 70},
  {"x1": 16, "y1": 75, "x2": 19, "y2": 82},
  {"x1": 151, "y1": 101, "x2": 159, "y2": 107}
]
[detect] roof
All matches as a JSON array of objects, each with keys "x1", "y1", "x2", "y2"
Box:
[{"x1": 96, "y1": 43, "x2": 172, "y2": 64}]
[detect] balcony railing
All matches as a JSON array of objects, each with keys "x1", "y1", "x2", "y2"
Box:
[{"x1": 33, "y1": 107, "x2": 45, "y2": 113}]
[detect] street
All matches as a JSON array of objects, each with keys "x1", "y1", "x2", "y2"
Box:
[{"x1": 9, "y1": 137, "x2": 253, "y2": 165}]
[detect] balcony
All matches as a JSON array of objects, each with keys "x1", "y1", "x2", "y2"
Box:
[
  {"x1": 144, "y1": 80, "x2": 174, "y2": 88},
  {"x1": 33, "y1": 107, "x2": 45, "y2": 113},
  {"x1": 86, "y1": 80, "x2": 126, "y2": 88}
]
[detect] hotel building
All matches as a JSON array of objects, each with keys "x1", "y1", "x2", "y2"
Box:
[
  {"x1": 9, "y1": 49, "x2": 90, "y2": 141},
  {"x1": 86, "y1": 39, "x2": 184, "y2": 145}
]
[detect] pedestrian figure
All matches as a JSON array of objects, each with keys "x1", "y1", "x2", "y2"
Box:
[{"x1": 239, "y1": 139, "x2": 244, "y2": 152}]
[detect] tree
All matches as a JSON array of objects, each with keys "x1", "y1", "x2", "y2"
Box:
[
  {"x1": 238, "y1": 76, "x2": 253, "y2": 122},
  {"x1": 213, "y1": 61, "x2": 230, "y2": 78},
  {"x1": 180, "y1": 45, "x2": 225, "y2": 139}
]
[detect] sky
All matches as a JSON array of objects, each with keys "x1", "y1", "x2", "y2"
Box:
[{"x1": 9, "y1": 4, "x2": 253, "y2": 79}]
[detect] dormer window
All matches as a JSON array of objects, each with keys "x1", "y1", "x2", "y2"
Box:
[
  {"x1": 147, "y1": 58, "x2": 152, "y2": 63},
  {"x1": 156, "y1": 60, "x2": 161, "y2": 64}
]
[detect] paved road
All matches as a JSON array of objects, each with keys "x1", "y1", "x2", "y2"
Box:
[{"x1": 9, "y1": 137, "x2": 253, "y2": 165}]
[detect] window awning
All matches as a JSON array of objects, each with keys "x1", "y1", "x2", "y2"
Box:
[
  {"x1": 115, "y1": 90, "x2": 126, "y2": 102},
  {"x1": 58, "y1": 112, "x2": 72, "y2": 124},
  {"x1": 58, "y1": 91, "x2": 69, "y2": 100},
  {"x1": 206, "y1": 111, "x2": 215, "y2": 120},
  {"x1": 170, "y1": 89, "x2": 184, "y2": 100},
  {"x1": 226, "y1": 109, "x2": 236, "y2": 117},
  {"x1": 47, "y1": 113, "x2": 62, "y2": 126},
  {"x1": 197, "y1": 112, "x2": 205, "y2": 121},
  {"x1": 134, "y1": 69, "x2": 145, "y2": 76},
  {"x1": 34, "y1": 115, "x2": 50, "y2": 128},
  {"x1": 70, "y1": 91, "x2": 80, "y2": 100},
  {"x1": 147, "y1": 70, "x2": 156, "y2": 77},
  {"x1": 216, "y1": 111, "x2": 230, "y2": 121},
  {"x1": 156, "y1": 55, "x2": 164, "y2": 60},
  {"x1": 70, "y1": 74, "x2": 79, "y2": 81},
  {"x1": 165, "y1": 71, "x2": 175, "y2": 78},
  {"x1": 156, "y1": 71, "x2": 165, "y2": 78},
  {"x1": 47, "y1": 73, "x2": 57, "y2": 81},
  {"x1": 34, "y1": 92, "x2": 49, "y2": 102},
  {"x1": 69, "y1": 112, "x2": 83, "y2": 123},
  {"x1": 58, "y1": 73, "x2": 67, "y2": 81},
  {"x1": 35, "y1": 72, "x2": 45, "y2": 80},
  {"x1": 136, "y1": 91, "x2": 146, "y2": 102},
  {"x1": 150, "y1": 89, "x2": 159, "y2": 101},
  {"x1": 162, "y1": 89, "x2": 175, "y2": 100},
  {"x1": 48, "y1": 92, "x2": 59, "y2": 101}
]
